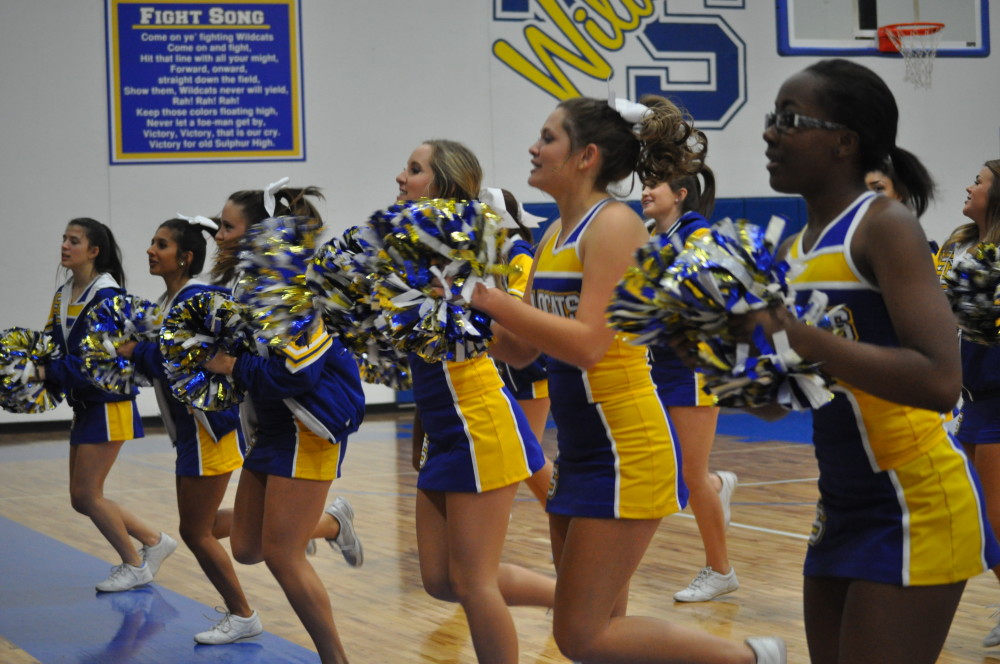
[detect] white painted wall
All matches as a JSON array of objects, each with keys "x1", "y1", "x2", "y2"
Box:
[{"x1": 1, "y1": 1, "x2": 997, "y2": 424}]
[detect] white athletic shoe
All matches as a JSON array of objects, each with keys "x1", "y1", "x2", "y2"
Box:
[
  {"x1": 745, "y1": 636, "x2": 786, "y2": 664},
  {"x1": 673, "y1": 566, "x2": 739, "y2": 602},
  {"x1": 140, "y1": 532, "x2": 177, "y2": 577},
  {"x1": 717, "y1": 470, "x2": 738, "y2": 529},
  {"x1": 324, "y1": 497, "x2": 364, "y2": 567},
  {"x1": 194, "y1": 608, "x2": 263, "y2": 645},
  {"x1": 984, "y1": 606, "x2": 1000, "y2": 647},
  {"x1": 96, "y1": 562, "x2": 153, "y2": 592}
]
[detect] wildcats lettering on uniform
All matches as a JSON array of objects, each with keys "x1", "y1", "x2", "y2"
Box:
[{"x1": 532, "y1": 290, "x2": 580, "y2": 318}]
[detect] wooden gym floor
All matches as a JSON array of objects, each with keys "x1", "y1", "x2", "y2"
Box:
[{"x1": 1, "y1": 409, "x2": 999, "y2": 663}]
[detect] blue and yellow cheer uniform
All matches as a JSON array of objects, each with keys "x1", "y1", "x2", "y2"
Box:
[
  {"x1": 411, "y1": 352, "x2": 545, "y2": 493},
  {"x1": 789, "y1": 191, "x2": 999, "y2": 585},
  {"x1": 532, "y1": 199, "x2": 686, "y2": 519},
  {"x1": 646, "y1": 212, "x2": 715, "y2": 407},
  {"x1": 497, "y1": 235, "x2": 548, "y2": 400},
  {"x1": 232, "y1": 324, "x2": 365, "y2": 481},
  {"x1": 936, "y1": 242, "x2": 1000, "y2": 447},
  {"x1": 132, "y1": 280, "x2": 245, "y2": 477},
  {"x1": 44, "y1": 274, "x2": 143, "y2": 445}
]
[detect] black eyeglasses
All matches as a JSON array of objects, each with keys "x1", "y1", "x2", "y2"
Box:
[{"x1": 765, "y1": 111, "x2": 849, "y2": 133}]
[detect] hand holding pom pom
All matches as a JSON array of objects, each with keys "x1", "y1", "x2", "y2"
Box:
[
  {"x1": 361, "y1": 198, "x2": 509, "y2": 363},
  {"x1": 942, "y1": 243, "x2": 1000, "y2": 345},
  {"x1": 159, "y1": 290, "x2": 254, "y2": 411},
  {"x1": 79, "y1": 294, "x2": 162, "y2": 394},
  {"x1": 608, "y1": 216, "x2": 836, "y2": 410}
]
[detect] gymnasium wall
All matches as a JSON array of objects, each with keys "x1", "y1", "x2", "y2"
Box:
[{"x1": 0, "y1": 0, "x2": 996, "y2": 424}]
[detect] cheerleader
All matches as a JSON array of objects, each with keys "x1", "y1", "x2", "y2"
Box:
[
  {"x1": 734, "y1": 60, "x2": 999, "y2": 663},
  {"x1": 936, "y1": 159, "x2": 1000, "y2": 647},
  {"x1": 116, "y1": 215, "x2": 260, "y2": 644},
  {"x1": 395, "y1": 140, "x2": 556, "y2": 664},
  {"x1": 641, "y1": 158, "x2": 739, "y2": 603},
  {"x1": 483, "y1": 187, "x2": 555, "y2": 508},
  {"x1": 202, "y1": 184, "x2": 365, "y2": 664},
  {"x1": 39, "y1": 218, "x2": 174, "y2": 592},
  {"x1": 470, "y1": 97, "x2": 785, "y2": 663}
]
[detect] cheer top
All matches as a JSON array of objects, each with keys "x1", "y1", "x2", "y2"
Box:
[
  {"x1": 935, "y1": 242, "x2": 1000, "y2": 401},
  {"x1": 788, "y1": 191, "x2": 953, "y2": 471},
  {"x1": 646, "y1": 211, "x2": 714, "y2": 403},
  {"x1": 44, "y1": 273, "x2": 133, "y2": 407},
  {"x1": 532, "y1": 199, "x2": 653, "y2": 401},
  {"x1": 132, "y1": 280, "x2": 241, "y2": 444},
  {"x1": 498, "y1": 235, "x2": 547, "y2": 393}
]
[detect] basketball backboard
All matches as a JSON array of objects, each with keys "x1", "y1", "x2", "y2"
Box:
[{"x1": 776, "y1": 0, "x2": 989, "y2": 57}]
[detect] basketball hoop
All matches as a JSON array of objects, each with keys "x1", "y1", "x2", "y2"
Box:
[{"x1": 877, "y1": 22, "x2": 944, "y2": 90}]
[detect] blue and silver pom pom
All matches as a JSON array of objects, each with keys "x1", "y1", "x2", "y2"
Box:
[
  {"x1": 363, "y1": 198, "x2": 507, "y2": 363},
  {"x1": 943, "y1": 243, "x2": 1000, "y2": 345},
  {"x1": 237, "y1": 216, "x2": 324, "y2": 349},
  {"x1": 0, "y1": 327, "x2": 63, "y2": 413},
  {"x1": 609, "y1": 216, "x2": 834, "y2": 410},
  {"x1": 79, "y1": 294, "x2": 162, "y2": 394},
  {"x1": 159, "y1": 291, "x2": 253, "y2": 411}
]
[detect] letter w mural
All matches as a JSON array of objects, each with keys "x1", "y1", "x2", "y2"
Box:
[{"x1": 492, "y1": 0, "x2": 746, "y2": 129}]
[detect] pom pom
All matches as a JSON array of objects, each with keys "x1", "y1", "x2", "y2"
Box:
[
  {"x1": 159, "y1": 291, "x2": 253, "y2": 411},
  {"x1": 0, "y1": 327, "x2": 63, "y2": 413},
  {"x1": 363, "y1": 198, "x2": 507, "y2": 362},
  {"x1": 306, "y1": 226, "x2": 383, "y2": 350},
  {"x1": 236, "y1": 216, "x2": 324, "y2": 349},
  {"x1": 942, "y1": 243, "x2": 1000, "y2": 345},
  {"x1": 356, "y1": 340, "x2": 412, "y2": 390},
  {"x1": 697, "y1": 291, "x2": 840, "y2": 409},
  {"x1": 79, "y1": 294, "x2": 162, "y2": 394},
  {"x1": 306, "y1": 226, "x2": 412, "y2": 387},
  {"x1": 608, "y1": 216, "x2": 834, "y2": 410}
]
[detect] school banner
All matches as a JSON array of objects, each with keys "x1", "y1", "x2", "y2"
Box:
[{"x1": 106, "y1": 0, "x2": 304, "y2": 163}]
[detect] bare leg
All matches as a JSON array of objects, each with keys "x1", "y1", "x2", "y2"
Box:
[
  {"x1": 669, "y1": 406, "x2": 729, "y2": 572},
  {"x1": 416, "y1": 485, "x2": 554, "y2": 664},
  {"x1": 69, "y1": 442, "x2": 157, "y2": 566},
  {"x1": 230, "y1": 468, "x2": 268, "y2": 565},
  {"x1": 517, "y1": 398, "x2": 554, "y2": 508},
  {"x1": 176, "y1": 474, "x2": 253, "y2": 617},
  {"x1": 213, "y1": 507, "x2": 233, "y2": 540},
  {"x1": 965, "y1": 444, "x2": 1000, "y2": 583},
  {"x1": 551, "y1": 516, "x2": 755, "y2": 664},
  {"x1": 804, "y1": 575, "x2": 965, "y2": 664},
  {"x1": 261, "y1": 475, "x2": 348, "y2": 664}
]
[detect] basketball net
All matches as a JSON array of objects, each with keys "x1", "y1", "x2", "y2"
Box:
[{"x1": 885, "y1": 25, "x2": 943, "y2": 89}]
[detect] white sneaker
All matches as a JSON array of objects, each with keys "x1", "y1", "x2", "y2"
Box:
[
  {"x1": 745, "y1": 636, "x2": 786, "y2": 664},
  {"x1": 194, "y1": 608, "x2": 263, "y2": 645},
  {"x1": 306, "y1": 539, "x2": 317, "y2": 556},
  {"x1": 140, "y1": 532, "x2": 177, "y2": 577},
  {"x1": 673, "y1": 566, "x2": 739, "y2": 602},
  {"x1": 984, "y1": 606, "x2": 1000, "y2": 646},
  {"x1": 717, "y1": 471, "x2": 738, "y2": 529},
  {"x1": 96, "y1": 562, "x2": 153, "y2": 592},
  {"x1": 325, "y1": 497, "x2": 363, "y2": 567}
]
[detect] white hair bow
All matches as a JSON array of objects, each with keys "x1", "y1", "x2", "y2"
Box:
[
  {"x1": 608, "y1": 87, "x2": 651, "y2": 134},
  {"x1": 176, "y1": 212, "x2": 219, "y2": 232},
  {"x1": 263, "y1": 176, "x2": 290, "y2": 217},
  {"x1": 480, "y1": 188, "x2": 546, "y2": 229}
]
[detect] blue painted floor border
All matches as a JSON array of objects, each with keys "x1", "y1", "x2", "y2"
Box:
[
  {"x1": 716, "y1": 410, "x2": 813, "y2": 444},
  {"x1": 0, "y1": 515, "x2": 318, "y2": 664}
]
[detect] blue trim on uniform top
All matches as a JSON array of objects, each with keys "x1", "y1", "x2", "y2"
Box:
[
  {"x1": 0, "y1": 516, "x2": 318, "y2": 664},
  {"x1": 716, "y1": 410, "x2": 813, "y2": 444}
]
